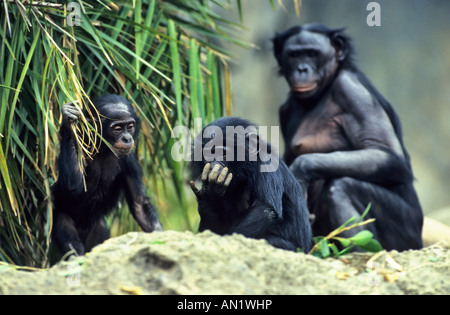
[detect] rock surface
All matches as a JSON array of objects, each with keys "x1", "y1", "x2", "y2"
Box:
[{"x1": 0, "y1": 231, "x2": 449, "y2": 295}]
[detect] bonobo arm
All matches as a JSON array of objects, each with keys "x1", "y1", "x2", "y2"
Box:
[
  {"x1": 230, "y1": 200, "x2": 302, "y2": 252},
  {"x1": 57, "y1": 103, "x2": 85, "y2": 194},
  {"x1": 291, "y1": 149, "x2": 412, "y2": 186},
  {"x1": 191, "y1": 163, "x2": 282, "y2": 241},
  {"x1": 194, "y1": 180, "x2": 285, "y2": 246},
  {"x1": 291, "y1": 72, "x2": 413, "y2": 186},
  {"x1": 123, "y1": 155, "x2": 162, "y2": 232},
  {"x1": 229, "y1": 199, "x2": 279, "y2": 238},
  {"x1": 279, "y1": 97, "x2": 299, "y2": 166},
  {"x1": 190, "y1": 163, "x2": 232, "y2": 234}
]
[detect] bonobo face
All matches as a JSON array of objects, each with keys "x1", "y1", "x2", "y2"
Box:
[
  {"x1": 280, "y1": 30, "x2": 339, "y2": 99},
  {"x1": 102, "y1": 103, "x2": 137, "y2": 157},
  {"x1": 191, "y1": 118, "x2": 262, "y2": 188}
]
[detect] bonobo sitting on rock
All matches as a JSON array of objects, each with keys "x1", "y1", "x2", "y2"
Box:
[
  {"x1": 273, "y1": 24, "x2": 423, "y2": 251},
  {"x1": 189, "y1": 117, "x2": 313, "y2": 252}
]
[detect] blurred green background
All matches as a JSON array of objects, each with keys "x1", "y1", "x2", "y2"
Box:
[{"x1": 225, "y1": 0, "x2": 450, "y2": 224}]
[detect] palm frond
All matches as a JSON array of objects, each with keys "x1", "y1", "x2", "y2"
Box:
[{"x1": 0, "y1": 0, "x2": 300, "y2": 267}]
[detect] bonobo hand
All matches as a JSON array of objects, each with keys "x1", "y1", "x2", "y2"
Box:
[
  {"x1": 290, "y1": 154, "x2": 318, "y2": 202},
  {"x1": 189, "y1": 163, "x2": 233, "y2": 198},
  {"x1": 290, "y1": 154, "x2": 318, "y2": 182},
  {"x1": 62, "y1": 102, "x2": 81, "y2": 124}
]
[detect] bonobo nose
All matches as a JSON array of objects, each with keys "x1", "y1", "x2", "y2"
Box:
[
  {"x1": 122, "y1": 134, "x2": 132, "y2": 144},
  {"x1": 297, "y1": 63, "x2": 312, "y2": 74}
]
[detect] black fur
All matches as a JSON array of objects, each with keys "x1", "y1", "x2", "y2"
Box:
[
  {"x1": 273, "y1": 24, "x2": 423, "y2": 251},
  {"x1": 52, "y1": 95, "x2": 161, "y2": 256},
  {"x1": 189, "y1": 117, "x2": 313, "y2": 252}
]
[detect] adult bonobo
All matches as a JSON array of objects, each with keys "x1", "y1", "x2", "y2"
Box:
[
  {"x1": 52, "y1": 95, "x2": 162, "y2": 256},
  {"x1": 273, "y1": 24, "x2": 423, "y2": 251},
  {"x1": 189, "y1": 117, "x2": 313, "y2": 252}
]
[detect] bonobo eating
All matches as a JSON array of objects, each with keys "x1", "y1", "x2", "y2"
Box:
[
  {"x1": 52, "y1": 94, "x2": 162, "y2": 256},
  {"x1": 189, "y1": 117, "x2": 313, "y2": 252},
  {"x1": 273, "y1": 24, "x2": 423, "y2": 251}
]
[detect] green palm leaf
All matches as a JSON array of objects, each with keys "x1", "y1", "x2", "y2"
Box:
[{"x1": 0, "y1": 0, "x2": 300, "y2": 267}]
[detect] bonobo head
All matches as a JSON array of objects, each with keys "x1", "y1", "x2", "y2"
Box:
[
  {"x1": 93, "y1": 94, "x2": 141, "y2": 157},
  {"x1": 190, "y1": 117, "x2": 269, "y2": 191},
  {"x1": 273, "y1": 23, "x2": 353, "y2": 99}
]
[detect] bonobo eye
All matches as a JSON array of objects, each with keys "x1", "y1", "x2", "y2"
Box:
[
  {"x1": 288, "y1": 49, "x2": 319, "y2": 59},
  {"x1": 128, "y1": 123, "x2": 135, "y2": 130},
  {"x1": 306, "y1": 49, "x2": 319, "y2": 58},
  {"x1": 113, "y1": 125, "x2": 123, "y2": 132},
  {"x1": 288, "y1": 50, "x2": 302, "y2": 58}
]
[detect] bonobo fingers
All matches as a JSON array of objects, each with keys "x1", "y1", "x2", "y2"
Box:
[
  {"x1": 62, "y1": 102, "x2": 81, "y2": 123},
  {"x1": 216, "y1": 171, "x2": 232, "y2": 196},
  {"x1": 189, "y1": 181, "x2": 200, "y2": 196},
  {"x1": 208, "y1": 164, "x2": 222, "y2": 182},
  {"x1": 223, "y1": 172, "x2": 233, "y2": 187},
  {"x1": 195, "y1": 162, "x2": 233, "y2": 197},
  {"x1": 190, "y1": 163, "x2": 211, "y2": 198},
  {"x1": 201, "y1": 163, "x2": 212, "y2": 183},
  {"x1": 216, "y1": 167, "x2": 229, "y2": 184},
  {"x1": 209, "y1": 165, "x2": 233, "y2": 196}
]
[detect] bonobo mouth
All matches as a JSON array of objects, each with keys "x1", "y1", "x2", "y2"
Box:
[
  {"x1": 292, "y1": 83, "x2": 318, "y2": 93},
  {"x1": 116, "y1": 148, "x2": 132, "y2": 156},
  {"x1": 111, "y1": 147, "x2": 133, "y2": 157},
  {"x1": 111, "y1": 141, "x2": 134, "y2": 157}
]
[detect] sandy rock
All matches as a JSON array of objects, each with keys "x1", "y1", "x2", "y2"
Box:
[{"x1": 0, "y1": 231, "x2": 448, "y2": 295}]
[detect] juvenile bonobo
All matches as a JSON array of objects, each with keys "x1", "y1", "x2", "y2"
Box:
[
  {"x1": 189, "y1": 117, "x2": 313, "y2": 252},
  {"x1": 273, "y1": 24, "x2": 423, "y2": 251},
  {"x1": 52, "y1": 95, "x2": 162, "y2": 256}
]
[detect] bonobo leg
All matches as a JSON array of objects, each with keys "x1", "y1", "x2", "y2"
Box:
[
  {"x1": 83, "y1": 217, "x2": 110, "y2": 253},
  {"x1": 313, "y1": 177, "x2": 423, "y2": 251},
  {"x1": 123, "y1": 158, "x2": 163, "y2": 233},
  {"x1": 265, "y1": 235, "x2": 299, "y2": 252},
  {"x1": 53, "y1": 212, "x2": 85, "y2": 256}
]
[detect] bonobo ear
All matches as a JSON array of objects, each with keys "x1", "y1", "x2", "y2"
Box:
[
  {"x1": 246, "y1": 132, "x2": 260, "y2": 157},
  {"x1": 330, "y1": 30, "x2": 349, "y2": 62},
  {"x1": 272, "y1": 32, "x2": 284, "y2": 67}
]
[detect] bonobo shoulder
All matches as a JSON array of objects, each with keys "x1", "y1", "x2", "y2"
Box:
[
  {"x1": 279, "y1": 99, "x2": 290, "y2": 115},
  {"x1": 333, "y1": 70, "x2": 375, "y2": 111},
  {"x1": 279, "y1": 94, "x2": 296, "y2": 116},
  {"x1": 279, "y1": 97, "x2": 296, "y2": 131}
]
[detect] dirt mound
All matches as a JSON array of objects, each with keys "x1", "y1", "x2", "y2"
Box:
[{"x1": 0, "y1": 231, "x2": 448, "y2": 295}]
